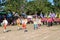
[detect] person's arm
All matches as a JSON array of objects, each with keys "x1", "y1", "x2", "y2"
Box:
[{"x1": 2, "y1": 20, "x2": 5, "y2": 25}]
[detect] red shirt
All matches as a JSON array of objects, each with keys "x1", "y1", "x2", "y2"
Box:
[
  {"x1": 47, "y1": 18, "x2": 53, "y2": 22},
  {"x1": 41, "y1": 18, "x2": 47, "y2": 22}
]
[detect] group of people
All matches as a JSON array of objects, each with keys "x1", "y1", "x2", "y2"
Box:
[
  {"x1": 1, "y1": 16, "x2": 56, "y2": 33},
  {"x1": 1, "y1": 15, "x2": 43, "y2": 33},
  {"x1": 1, "y1": 11, "x2": 60, "y2": 33},
  {"x1": 1, "y1": 17, "x2": 27, "y2": 32}
]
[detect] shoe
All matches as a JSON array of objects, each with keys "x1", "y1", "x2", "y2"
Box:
[{"x1": 24, "y1": 30, "x2": 28, "y2": 32}]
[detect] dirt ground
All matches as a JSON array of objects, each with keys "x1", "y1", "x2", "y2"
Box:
[{"x1": 0, "y1": 24, "x2": 60, "y2": 40}]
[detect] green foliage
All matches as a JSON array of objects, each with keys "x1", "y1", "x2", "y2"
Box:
[
  {"x1": 2, "y1": 0, "x2": 60, "y2": 14},
  {"x1": 53, "y1": 0, "x2": 60, "y2": 13},
  {"x1": 25, "y1": 0, "x2": 53, "y2": 14}
]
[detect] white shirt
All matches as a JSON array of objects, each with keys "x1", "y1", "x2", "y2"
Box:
[
  {"x1": 33, "y1": 19, "x2": 37, "y2": 24},
  {"x1": 34, "y1": 21, "x2": 37, "y2": 24},
  {"x1": 22, "y1": 19, "x2": 27, "y2": 24},
  {"x1": 38, "y1": 19, "x2": 42, "y2": 24},
  {"x1": 2, "y1": 20, "x2": 8, "y2": 25},
  {"x1": 27, "y1": 15, "x2": 33, "y2": 19}
]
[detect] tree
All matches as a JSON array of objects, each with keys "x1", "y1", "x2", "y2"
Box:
[
  {"x1": 53, "y1": 0, "x2": 60, "y2": 13},
  {"x1": 25, "y1": 0, "x2": 52, "y2": 14},
  {"x1": 53, "y1": 0, "x2": 60, "y2": 8},
  {"x1": 5, "y1": 0, "x2": 27, "y2": 14},
  {"x1": 3, "y1": 0, "x2": 54, "y2": 15}
]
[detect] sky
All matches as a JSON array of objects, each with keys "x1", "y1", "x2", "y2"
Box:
[
  {"x1": 48, "y1": 0, "x2": 54, "y2": 5},
  {"x1": 0, "y1": 0, "x2": 54, "y2": 5},
  {"x1": 0, "y1": 0, "x2": 6, "y2": 3},
  {"x1": 48, "y1": 0, "x2": 53, "y2": 2},
  {"x1": 27, "y1": 0, "x2": 53, "y2": 2},
  {"x1": 27, "y1": 0, "x2": 54, "y2": 5},
  {"x1": 27, "y1": 0, "x2": 33, "y2": 2}
]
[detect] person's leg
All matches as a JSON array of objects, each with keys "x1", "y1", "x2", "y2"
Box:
[
  {"x1": 17, "y1": 23, "x2": 20, "y2": 30},
  {"x1": 48, "y1": 22, "x2": 50, "y2": 27},
  {"x1": 34, "y1": 24, "x2": 36, "y2": 30},
  {"x1": 50, "y1": 22, "x2": 52, "y2": 26},
  {"x1": 36, "y1": 24, "x2": 38, "y2": 29},
  {"x1": 22, "y1": 24, "x2": 24, "y2": 29},
  {"x1": 54, "y1": 21, "x2": 57, "y2": 25},
  {"x1": 24, "y1": 24, "x2": 27, "y2": 32},
  {"x1": 17, "y1": 24, "x2": 19, "y2": 29},
  {"x1": 22, "y1": 24, "x2": 27, "y2": 30},
  {"x1": 38, "y1": 24, "x2": 40, "y2": 29},
  {"x1": 59, "y1": 21, "x2": 60, "y2": 24},
  {"x1": 51, "y1": 22, "x2": 53, "y2": 26},
  {"x1": 4, "y1": 24, "x2": 7, "y2": 32},
  {"x1": 34, "y1": 24, "x2": 37, "y2": 30},
  {"x1": 43, "y1": 21, "x2": 44, "y2": 25}
]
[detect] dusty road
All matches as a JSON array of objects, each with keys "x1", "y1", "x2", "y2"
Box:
[{"x1": 0, "y1": 24, "x2": 60, "y2": 40}]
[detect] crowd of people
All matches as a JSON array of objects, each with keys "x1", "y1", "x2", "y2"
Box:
[{"x1": 0, "y1": 11, "x2": 60, "y2": 33}]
